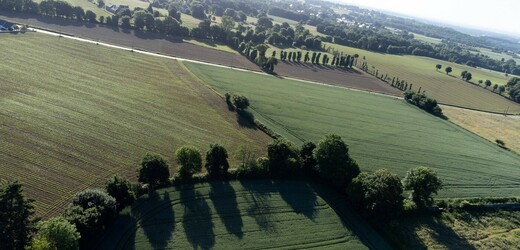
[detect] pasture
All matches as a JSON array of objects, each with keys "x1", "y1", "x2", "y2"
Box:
[
  {"x1": 98, "y1": 180, "x2": 378, "y2": 249},
  {"x1": 184, "y1": 62, "x2": 520, "y2": 198},
  {"x1": 33, "y1": 0, "x2": 110, "y2": 18},
  {"x1": 323, "y1": 42, "x2": 520, "y2": 113},
  {"x1": 442, "y1": 106, "x2": 520, "y2": 154},
  {"x1": 0, "y1": 33, "x2": 270, "y2": 217}
]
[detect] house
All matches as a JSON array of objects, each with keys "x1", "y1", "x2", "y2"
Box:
[{"x1": 106, "y1": 4, "x2": 130, "y2": 14}]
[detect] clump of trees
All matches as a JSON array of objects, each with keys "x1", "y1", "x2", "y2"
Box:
[
  {"x1": 29, "y1": 217, "x2": 81, "y2": 250},
  {"x1": 138, "y1": 154, "x2": 170, "y2": 189},
  {"x1": 176, "y1": 146, "x2": 203, "y2": 179},
  {"x1": 105, "y1": 175, "x2": 136, "y2": 210},
  {"x1": 404, "y1": 90, "x2": 444, "y2": 118},
  {"x1": 507, "y1": 77, "x2": 520, "y2": 103},
  {"x1": 0, "y1": 181, "x2": 36, "y2": 250}
]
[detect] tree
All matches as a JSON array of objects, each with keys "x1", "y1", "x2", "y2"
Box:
[
  {"x1": 347, "y1": 169, "x2": 403, "y2": 220},
  {"x1": 435, "y1": 64, "x2": 442, "y2": 71},
  {"x1": 267, "y1": 139, "x2": 299, "y2": 177},
  {"x1": 493, "y1": 84, "x2": 498, "y2": 92},
  {"x1": 72, "y1": 6, "x2": 85, "y2": 20},
  {"x1": 220, "y1": 15, "x2": 235, "y2": 31},
  {"x1": 32, "y1": 217, "x2": 80, "y2": 250},
  {"x1": 176, "y1": 146, "x2": 203, "y2": 179},
  {"x1": 464, "y1": 72, "x2": 472, "y2": 81},
  {"x1": 460, "y1": 70, "x2": 467, "y2": 79},
  {"x1": 403, "y1": 167, "x2": 442, "y2": 206},
  {"x1": 485, "y1": 80, "x2": 492, "y2": 88},
  {"x1": 314, "y1": 134, "x2": 360, "y2": 189},
  {"x1": 105, "y1": 175, "x2": 136, "y2": 210},
  {"x1": 498, "y1": 85, "x2": 506, "y2": 94},
  {"x1": 191, "y1": 3, "x2": 206, "y2": 19},
  {"x1": 300, "y1": 141, "x2": 317, "y2": 175},
  {"x1": 445, "y1": 66, "x2": 452, "y2": 75},
  {"x1": 0, "y1": 181, "x2": 36, "y2": 250},
  {"x1": 121, "y1": 16, "x2": 131, "y2": 29},
  {"x1": 232, "y1": 95, "x2": 250, "y2": 110},
  {"x1": 146, "y1": 3, "x2": 153, "y2": 14},
  {"x1": 205, "y1": 144, "x2": 230, "y2": 177},
  {"x1": 478, "y1": 80, "x2": 483, "y2": 85},
  {"x1": 138, "y1": 154, "x2": 170, "y2": 188},
  {"x1": 85, "y1": 10, "x2": 96, "y2": 23}
]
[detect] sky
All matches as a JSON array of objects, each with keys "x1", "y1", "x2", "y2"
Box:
[{"x1": 339, "y1": 0, "x2": 520, "y2": 36}]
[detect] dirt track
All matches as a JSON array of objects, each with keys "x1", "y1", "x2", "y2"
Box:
[{"x1": 1, "y1": 12, "x2": 400, "y2": 96}]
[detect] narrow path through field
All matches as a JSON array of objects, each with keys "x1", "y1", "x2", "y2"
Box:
[{"x1": 31, "y1": 28, "x2": 403, "y2": 101}]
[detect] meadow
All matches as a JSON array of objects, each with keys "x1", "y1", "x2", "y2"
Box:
[
  {"x1": 442, "y1": 106, "x2": 520, "y2": 154},
  {"x1": 98, "y1": 180, "x2": 381, "y2": 249},
  {"x1": 323, "y1": 42, "x2": 520, "y2": 113},
  {"x1": 184, "y1": 62, "x2": 520, "y2": 198},
  {"x1": 33, "y1": 0, "x2": 110, "y2": 17},
  {"x1": 0, "y1": 33, "x2": 270, "y2": 217}
]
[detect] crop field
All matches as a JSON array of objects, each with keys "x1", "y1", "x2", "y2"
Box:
[
  {"x1": 184, "y1": 62, "x2": 520, "y2": 198},
  {"x1": 324, "y1": 42, "x2": 520, "y2": 113},
  {"x1": 0, "y1": 33, "x2": 270, "y2": 217},
  {"x1": 442, "y1": 106, "x2": 520, "y2": 154},
  {"x1": 98, "y1": 180, "x2": 381, "y2": 249}
]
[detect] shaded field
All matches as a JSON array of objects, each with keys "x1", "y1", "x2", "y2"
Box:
[
  {"x1": 98, "y1": 180, "x2": 382, "y2": 249},
  {"x1": 0, "y1": 13, "x2": 258, "y2": 70},
  {"x1": 184, "y1": 62, "x2": 520, "y2": 198},
  {"x1": 442, "y1": 106, "x2": 520, "y2": 154},
  {"x1": 0, "y1": 33, "x2": 270, "y2": 218},
  {"x1": 324, "y1": 42, "x2": 520, "y2": 114},
  {"x1": 393, "y1": 210, "x2": 520, "y2": 249}
]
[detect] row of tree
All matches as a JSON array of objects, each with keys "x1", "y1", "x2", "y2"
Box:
[{"x1": 404, "y1": 90, "x2": 444, "y2": 118}]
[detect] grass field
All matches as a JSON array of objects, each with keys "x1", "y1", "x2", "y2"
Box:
[
  {"x1": 442, "y1": 106, "x2": 520, "y2": 154},
  {"x1": 472, "y1": 47, "x2": 520, "y2": 64},
  {"x1": 392, "y1": 210, "x2": 520, "y2": 249},
  {"x1": 184, "y1": 62, "x2": 520, "y2": 198},
  {"x1": 411, "y1": 32, "x2": 443, "y2": 44},
  {"x1": 323, "y1": 42, "x2": 520, "y2": 113},
  {"x1": 0, "y1": 33, "x2": 270, "y2": 217},
  {"x1": 98, "y1": 180, "x2": 380, "y2": 249},
  {"x1": 33, "y1": 0, "x2": 110, "y2": 18}
]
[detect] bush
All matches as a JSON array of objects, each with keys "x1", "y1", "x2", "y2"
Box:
[
  {"x1": 138, "y1": 154, "x2": 170, "y2": 188},
  {"x1": 105, "y1": 175, "x2": 136, "y2": 210},
  {"x1": 176, "y1": 146, "x2": 203, "y2": 179},
  {"x1": 205, "y1": 144, "x2": 230, "y2": 177},
  {"x1": 235, "y1": 157, "x2": 269, "y2": 179},
  {"x1": 314, "y1": 134, "x2": 360, "y2": 189}
]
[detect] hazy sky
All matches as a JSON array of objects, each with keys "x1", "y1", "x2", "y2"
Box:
[{"x1": 339, "y1": 0, "x2": 520, "y2": 36}]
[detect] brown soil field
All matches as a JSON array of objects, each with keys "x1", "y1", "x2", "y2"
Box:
[
  {"x1": 2, "y1": 13, "x2": 401, "y2": 96},
  {"x1": 276, "y1": 62, "x2": 402, "y2": 95},
  {"x1": 442, "y1": 105, "x2": 520, "y2": 154}
]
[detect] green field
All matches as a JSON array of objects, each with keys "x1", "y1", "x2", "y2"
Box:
[
  {"x1": 33, "y1": 0, "x2": 110, "y2": 18},
  {"x1": 473, "y1": 47, "x2": 520, "y2": 64},
  {"x1": 324, "y1": 42, "x2": 520, "y2": 113},
  {"x1": 184, "y1": 62, "x2": 520, "y2": 198},
  {"x1": 98, "y1": 180, "x2": 380, "y2": 249},
  {"x1": 0, "y1": 33, "x2": 270, "y2": 217},
  {"x1": 411, "y1": 32, "x2": 443, "y2": 44}
]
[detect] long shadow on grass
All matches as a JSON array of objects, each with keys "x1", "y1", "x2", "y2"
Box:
[
  {"x1": 401, "y1": 214, "x2": 476, "y2": 249},
  {"x1": 181, "y1": 185, "x2": 215, "y2": 249},
  {"x1": 276, "y1": 181, "x2": 318, "y2": 220},
  {"x1": 135, "y1": 191, "x2": 176, "y2": 249},
  {"x1": 209, "y1": 181, "x2": 244, "y2": 238},
  {"x1": 239, "y1": 180, "x2": 277, "y2": 233},
  {"x1": 236, "y1": 110, "x2": 256, "y2": 128}
]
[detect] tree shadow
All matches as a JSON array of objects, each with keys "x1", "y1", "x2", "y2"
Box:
[
  {"x1": 236, "y1": 109, "x2": 256, "y2": 128},
  {"x1": 181, "y1": 185, "x2": 215, "y2": 250},
  {"x1": 399, "y1": 214, "x2": 477, "y2": 249},
  {"x1": 95, "y1": 211, "x2": 138, "y2": 250},
  {"x1": 209, "y1": 181, "x2": 244, "y2": 238},
  {"x1": 134, "y1": 191, "x2": 175, "y2": 249},
  {"x1": 239, "y1": 180, "x2": 277, "y2": 233},
  {"x1": 276, "y1": 181, "x2": 318, "y2": 220}
]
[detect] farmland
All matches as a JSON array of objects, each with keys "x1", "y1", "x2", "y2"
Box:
[
  {"x1": 98, "y1": 180, "x2": 380, "y2": 249},
  {"x1": 324, "y1": 42, "x2": 520, "y2": 113},
  {"x1": 0, "y1": 33, "x2": 270, "y2": 217},
  {"x1": 33, "y1": 0, "x2": 110, "y2": 18},
  {"x1": 442, "y1": 105, "x2": 520, "y2": 154},
  {"x1": 184, "y1": 62, "x2": 520, "y2": 198}
]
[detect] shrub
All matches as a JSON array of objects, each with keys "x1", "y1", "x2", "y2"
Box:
[
  {"x1": 235, "y1": 157, "x2": 269, "y2": 179},
  {"x1": 176, "y1": 146, "x2": 203, "y2": 179}
]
